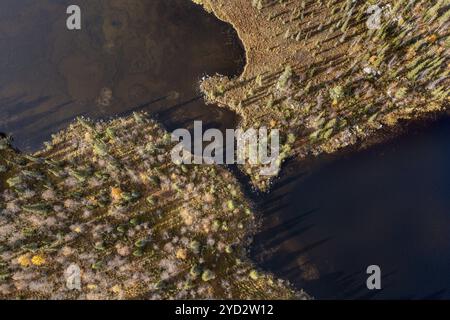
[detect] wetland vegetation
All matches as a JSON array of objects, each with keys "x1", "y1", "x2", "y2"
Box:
[
  {"x1": 197, "y1": 0, "x2": 449, "y2": 190},
  {"x1": 0, "y1": 113, "x2": 306, "y2": 299},
  {"x1": 0, "y1": 0, "x2": 449, "y2": 300}
]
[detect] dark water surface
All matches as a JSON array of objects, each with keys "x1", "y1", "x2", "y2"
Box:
[
  {"x1": 0, "y1": 0, "x2": 244, "y2": 151},
  {"x1": 252, "y1": 119, "x2": 450, "y2": 299}
]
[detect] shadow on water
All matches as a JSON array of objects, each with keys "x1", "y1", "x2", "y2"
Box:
[
  {"x1": 0, "y1": 0, "x2": 245, "y2": 151},
  {"x1": 251, "y1": 118, "x2": 450, "y2": 300}
]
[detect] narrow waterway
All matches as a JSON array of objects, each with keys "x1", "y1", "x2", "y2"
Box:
[
  {"x1": 0, "y1": 0, "x2": 245, "y2": 151},
  {"x1": 252, "y1": 119, "x2": 450, "y2": 299}
]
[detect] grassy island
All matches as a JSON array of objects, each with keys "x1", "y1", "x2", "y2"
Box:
[
  {"x1": 194, "y1": 0, "x2": 449, "y2": 190},
  {"x1": 0, "y1": 113, "x2": 308, "y2": 299}
]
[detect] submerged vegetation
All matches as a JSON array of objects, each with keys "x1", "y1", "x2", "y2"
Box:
[
  {"x1": 0, "y1": 113, "x2": 307, "y2": 299},
  {"x1": 195, "y1": 0, "x2": 450, "y2": 190}
]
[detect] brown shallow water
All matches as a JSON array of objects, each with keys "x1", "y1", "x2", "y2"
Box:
[{"x1": 0, "y1": 0, "x2": 245, "y2": 151}]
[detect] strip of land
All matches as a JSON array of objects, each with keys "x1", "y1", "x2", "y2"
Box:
[
  {"x1": 194, "y1": 0, "x2": 449, "y2": 190},
  {"x1": 0, "y1": 114, "x2": 307, "y2": 299}
]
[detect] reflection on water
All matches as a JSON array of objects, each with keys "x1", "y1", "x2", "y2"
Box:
[
  {"x1": 252, "y1": 120, "x2": 450, "y2": 299},
  {"x1": 0, "y1": 0, "x2": 245, "y2": 151}
]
